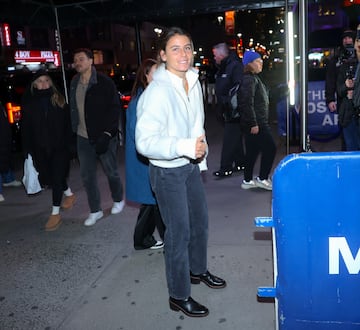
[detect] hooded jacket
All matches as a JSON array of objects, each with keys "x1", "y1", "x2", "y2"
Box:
[{"x1": 135, "y1": 63, "x2": 207, "y2": 170}]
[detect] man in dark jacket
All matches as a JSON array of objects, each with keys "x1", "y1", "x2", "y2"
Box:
[
  {"x1": 70, "y1": 48, "x2": 124, "y2": 226},
  {"x1": 212, "y1": 42, "x2": 245, "y2": 178},
  {"x1": 325, "y1": 30, "x2": 355, "y2": 112}
]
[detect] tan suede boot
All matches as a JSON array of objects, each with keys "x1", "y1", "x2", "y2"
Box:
[
  {"x1": 61, "y1": 194, "x2": 76, "y2": 210},
  {"x1": 45, "y1": 214, "x2": 62, "y2": 231}
]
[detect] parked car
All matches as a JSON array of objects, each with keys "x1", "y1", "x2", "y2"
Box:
[
  {"x1": 110, "y1": 74, "x2": 135, "y2": 144},
  {"x1": 0, "y1": 72, "x2": 30, "y2": 151}
]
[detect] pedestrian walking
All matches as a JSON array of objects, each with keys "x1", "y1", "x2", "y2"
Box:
[
  {"x1": 238, "y1": 50, "x2": 276, "y2": 191},
  {"x1": 21, "y1": 70, "x2": 75, "y2": 230},
  {"x1": 69, "y1": 48, "x2": 125, "y2": 226}
]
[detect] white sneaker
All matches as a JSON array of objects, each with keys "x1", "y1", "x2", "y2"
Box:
[
  {"x1": 3, "y1": 180, "x2": 22, "y2": 187},
  {"x1": 241, "y1": 179, "x2": 257, "y2": 189},
  {"x1": 111, "y1": 200, "x2": 125, "y2": 214},
  {"x1": 150, "y1": 240, "x2": 164, "y2": 249},
  {"x1": 255, "y1": 177, "x2": 272, "y2": 191},
  {"x1": 0, "y1": 194, "x2": 4, "y2": 202},
  {"x1": 84, "y1": 210, "x2": 104, "y2": 226}
]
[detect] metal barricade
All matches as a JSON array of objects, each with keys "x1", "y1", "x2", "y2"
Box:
[{"x1": 256, "y1": 152, "x2": 360, "y2": 330}]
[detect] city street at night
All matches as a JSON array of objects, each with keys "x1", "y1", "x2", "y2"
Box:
[{"x1": 0, "y1": 104, "x2": 342, "y2": 330}]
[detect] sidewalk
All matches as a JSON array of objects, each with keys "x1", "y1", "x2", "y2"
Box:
[{"x1": 0, "y1": 107, "x2": 341, "y2": 330}]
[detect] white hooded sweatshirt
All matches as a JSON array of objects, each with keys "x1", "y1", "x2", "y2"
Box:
[{"x1": 135, "y1": 63, "x2": 208, "y2": 171}]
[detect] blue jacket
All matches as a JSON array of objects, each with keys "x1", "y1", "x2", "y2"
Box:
[{"x1": 125, "y1": 89, "x2": 155, "y2": 204}]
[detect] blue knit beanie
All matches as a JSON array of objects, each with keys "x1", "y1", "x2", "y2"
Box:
[{"x1": 243, "y1": 50, "x2": 261, "y2": 66}]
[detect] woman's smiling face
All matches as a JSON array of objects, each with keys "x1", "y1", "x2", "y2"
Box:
[{"x1": 160, "y1": 34, "x2": 193, "y2": 78}]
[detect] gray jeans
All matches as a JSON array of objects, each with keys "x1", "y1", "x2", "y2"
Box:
[
  {"x1": 77, "y1": 135, "x2": 123, "y2": 213},
  {"x1": 149, "y1": 163, "x2": 208, "y2": 299}
]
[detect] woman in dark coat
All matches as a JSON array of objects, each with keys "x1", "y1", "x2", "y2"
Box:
[
  {"x1": 125, "y1": 58, "x2": 165, "y2": 249},
  {"x1": 238, "y1": 50, "x2": 276, "y2": 191},
  {"x1": 21, "y1": 70, "x2": 76, "y2": 230}
]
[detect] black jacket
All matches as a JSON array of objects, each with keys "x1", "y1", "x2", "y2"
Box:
[
  {"x1": 215, "y1": 52, "x2": 243, "y2": 103},
  {"x1": 69, "y1": 67, "x2": 121, "y2": 144},
  {"x1": 214, "y1": 52, "x2": 243, "y2": 122},
  {"x1": 336, "y1": 58, "x2": 358, "y2": 127},
  {"x1": 21, "y1": 88, "x2": 72, "y2": 156},
  {"x1": 325, "y1": 46, "x2": 353, "y2": 105},
  {"x1": 237, "y1": 72, "x2": 269, "y2": 132}
]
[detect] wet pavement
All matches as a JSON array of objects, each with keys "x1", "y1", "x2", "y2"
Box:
[{"x1": 0, "y1": 106, "x2": 341, "y2": 330}]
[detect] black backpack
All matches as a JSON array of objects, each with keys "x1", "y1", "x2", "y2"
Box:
[{"x1": 223, "y1": 82, "x2": 241, "y2": 122}]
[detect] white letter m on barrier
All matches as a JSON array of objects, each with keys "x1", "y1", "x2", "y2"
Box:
[{"x1": 329, "y1": 237, "x2": 360, "y2": 274}]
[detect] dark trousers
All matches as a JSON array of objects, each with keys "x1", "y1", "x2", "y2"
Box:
[
  {"x1": 134, "y1": 204, "x2": 165, "y2": 249},
  {"x1": 150, "y1": 163, "x2": 208, "y2": 299},
  {"x1": 243, "y1": 125, "x2": 276, "y2": 181},
  {"x1": 77, "y1": 136, "x2": 123, "y2": 213},
  {"x1": 33, "y1": 148, "x2": 69, "y2": 206},
  {"x1": 220, "y1": 121, "x2": 245, "y2": 170}
]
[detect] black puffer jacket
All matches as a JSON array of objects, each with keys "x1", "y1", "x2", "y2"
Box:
[
  {"x1": 0, "y1": 103, "x2": 12, "y2": 172},
  {"x1": 237, "y1": 72, "x2": 269, "y2": 132}
]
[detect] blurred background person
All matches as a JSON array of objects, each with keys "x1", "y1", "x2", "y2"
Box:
[
  {"x1": 0, "y1": 101, "x2": 22, "y2": 202},
  {"x1": 336, "y1": 33, "x2": 360, "y2": 150},
  {"x1": 326, "y1": 29, "x2": 356, "y2": 113},
  {"x1": 238, "y1": 51, "x2": 276, "y2": 191},
  {"x1": 325, "y1": 29, "x2": 355, "y2": 150},
  {"x1": 212, "y1": 42, "x2": 245, "y2": 178},
  {"x1": 125, "y1": 58, "x2": 165, "y2": 250},
  {"x1": 22, "y1": 70, "x2": 76, "y2": 231}
]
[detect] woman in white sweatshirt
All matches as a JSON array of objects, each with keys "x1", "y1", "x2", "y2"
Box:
[{"x1": 136, "y1": 27, "x2": 226, "y2": 318}]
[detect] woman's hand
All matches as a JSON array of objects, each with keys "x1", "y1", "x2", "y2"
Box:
[
  {"x1": 195, "y1": 135, "x2": 207, "y2": 159},
  {"x1": 250, "y1": 125, "x2": 259, "y2": 134}
]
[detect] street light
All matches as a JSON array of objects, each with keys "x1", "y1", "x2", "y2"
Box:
[{"x1": 154, "y1": 27, "x2": 162, "y2": 37}]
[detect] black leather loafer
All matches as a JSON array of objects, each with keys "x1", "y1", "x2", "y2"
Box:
[
  {"x1": 233, "y1": 165, "x2": 245, "y2": 172},
  {"x1": 190, "y1": 270, "x2": 227, "y2": 289},
  {"x1": 212, "y1": 169, "x2": 233, "y2": 178},
  {"x1": 169, "y1": 296, "x2": 209, "y2": 317}
]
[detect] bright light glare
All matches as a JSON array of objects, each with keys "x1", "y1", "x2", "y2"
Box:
[{"x1": 287, "y1": 11, "x2": 295, "y2": 106}]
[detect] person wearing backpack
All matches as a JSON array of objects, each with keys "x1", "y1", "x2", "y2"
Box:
[{"x1": 212, "y1": 42, "x2": 245, "y2": 178}]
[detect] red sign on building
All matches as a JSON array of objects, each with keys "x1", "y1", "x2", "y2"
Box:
[{"x1": 14, "y1": 50, "x2": 61, "y2": 66}]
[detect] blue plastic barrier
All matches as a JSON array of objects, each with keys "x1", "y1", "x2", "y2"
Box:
[{"x1": 256, "y1": 152, "x2": 360, "y2": 330}]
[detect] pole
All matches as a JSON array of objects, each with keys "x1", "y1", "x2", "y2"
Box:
[
  {"x1": 299, "y1": 0, "x2": 309, "y2": 151},
  {"x1": 135, "y1": 22, "x2": 142, "y2": 66},
  {"x1": 54, "y1": 6, "x2": 69, "y2": 104}
]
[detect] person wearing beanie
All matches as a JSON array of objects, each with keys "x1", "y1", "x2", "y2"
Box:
[
  {"x1": 238, "y1": 50, "x2": 276, "y2": 191},
  {"x1": 242, "y1": 50, "x2": 261, "y2": 66},
  {"x1": 21, "y1": 70, "x2": 76, "y2": 231},
  {"x1": 212, "y1": 42, "x2": 245, "y2": 178}
]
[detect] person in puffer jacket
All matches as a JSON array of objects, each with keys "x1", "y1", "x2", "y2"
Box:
[{"x1": 238, "y1": 50, "x2": 276, "y2": 191}]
